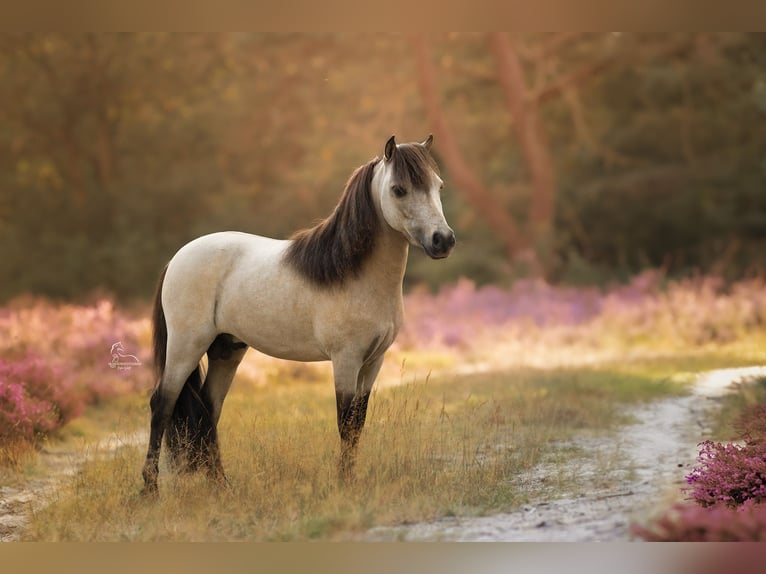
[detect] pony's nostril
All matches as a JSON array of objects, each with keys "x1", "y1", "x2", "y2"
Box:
[{"x1": 431, "y1": 231, "x2": 455, "y2": 255}]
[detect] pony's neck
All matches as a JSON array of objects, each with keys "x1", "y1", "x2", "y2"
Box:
[{"x1": 367, "y1": 162, "x2": 410, "y2": 290}]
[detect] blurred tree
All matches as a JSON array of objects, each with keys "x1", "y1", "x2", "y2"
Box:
[
  {"x1": 0, "y1": 33, "x2": 764, "y2": 301},
  {"x1": 556, "y1": 33, "x2": 766, "y2": 281},
  {"x1": 0, "y1": 34, "x2": 234, "y2": 299},
  {"x1": 411, "y1": 32, "x2": 766, "y2": 283},
  {"x1": 414, "y1": 32, "x2": 641, "y2": 277}
]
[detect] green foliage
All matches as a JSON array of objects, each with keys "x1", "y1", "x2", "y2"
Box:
[{"x1": 1, "y1": 33, "x2": 765, "y2": 300}]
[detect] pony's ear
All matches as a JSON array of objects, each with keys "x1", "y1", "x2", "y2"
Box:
[
  {"x1": 422, "y1": 134, "x2": 434, "y2": 150},
  {"x1": 384, "y1": 135, "x2": 397, "y2": 161}
]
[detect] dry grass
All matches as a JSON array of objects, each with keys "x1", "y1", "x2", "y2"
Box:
[{"x1": 21, "y1": 362, "x2": 696, "y2": 541}]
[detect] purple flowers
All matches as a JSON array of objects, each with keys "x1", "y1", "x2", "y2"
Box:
[
  {"x1": 633, "y1": 501, "x2": 766, "y2": 542},
  {"x1": 398, "y1": 272, "x2": 766, "y2": 353},
  {"x1": 635, "y1": 404, "x2": 766, "y2": 541},
  {"x1": 0, "y1": 354, "x2": 73, "y2": 442},
  {"x1": 685, "y1": 440, "x2": 766, "y2": 508},
  {"x1": 0, "y1": 298, "x2": 149, "y2": 447}
]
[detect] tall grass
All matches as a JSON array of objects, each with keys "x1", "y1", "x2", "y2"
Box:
[{"x1": 24, "y1": 365, "x2": 687, "y2": 541}]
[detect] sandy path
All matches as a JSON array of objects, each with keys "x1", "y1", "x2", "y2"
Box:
[
  {"x1": 366, "y1": 366, "x2": 766, "y2": 541},
  {"x1": 0, "y1": 432, "x2": 146, "y2": 542}
]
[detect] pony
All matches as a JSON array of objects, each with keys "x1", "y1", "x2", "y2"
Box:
[{"x1": 141, "y1": 135, "x2": 455, "y2": 495}]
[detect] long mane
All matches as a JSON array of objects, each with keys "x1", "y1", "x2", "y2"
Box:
[{"x1": 284, "y1": 158, "x2": 381, "y2": 287}]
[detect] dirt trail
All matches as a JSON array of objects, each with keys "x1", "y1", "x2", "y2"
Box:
[
  {"x1": 0, "y1": 432, "x2": 146, "y2": 542},
  {"x1": 366, "y1": 366, "x2": 766, "y2": 541}
]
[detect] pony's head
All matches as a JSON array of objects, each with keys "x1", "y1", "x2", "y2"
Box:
[{"x1": 376, "y1": 135, "x2": 456, "y2": 259}]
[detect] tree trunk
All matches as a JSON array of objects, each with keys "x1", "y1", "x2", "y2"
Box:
[{"x1": 488, "y1": 32, "x2": 556, "y2": 271}]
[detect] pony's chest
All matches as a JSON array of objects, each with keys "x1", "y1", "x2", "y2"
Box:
[{"x1": 314, "y1": 291, "x2": 403, "y2": 353}]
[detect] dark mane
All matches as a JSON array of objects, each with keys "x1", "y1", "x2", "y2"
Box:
[{"x1": 285, "y1": 158, "x2": 381, "y2": 287}]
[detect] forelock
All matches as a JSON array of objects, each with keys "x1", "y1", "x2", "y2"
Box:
[{"x1": 390, "y1": 144, "x2": 439, "y2": 189}]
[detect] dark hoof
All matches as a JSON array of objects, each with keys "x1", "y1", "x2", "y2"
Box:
[
  {"x1": 338, "y1": 458, "x2": 357, "y2": 486},
  {"x1": 208, "y1": 469, "x2": 230, "y2": 488},
  {"x1": 140, "y1": 482, "x2": 159, "y2": 499}
]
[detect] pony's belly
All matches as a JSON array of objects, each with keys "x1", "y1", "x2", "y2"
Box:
[
  {"x1": 241, "y1": 335, "x2": 329, "y2": 363},
  {"x1": 251, "y1": 345, "x2": 328, "y2": 363}
]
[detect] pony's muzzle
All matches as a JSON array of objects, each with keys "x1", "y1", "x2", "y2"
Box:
[{"x1": 425, "y1": 229, "x2": 456, "y2": 259}]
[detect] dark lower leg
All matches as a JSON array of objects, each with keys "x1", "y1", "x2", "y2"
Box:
[
  {"x1": 336, "y1": 391, "x2": 370, "y2": 482},
  {"x1": 201, "y1": 426, "x2": 225, "y2": 482},
  {"x1": 141, "y1": 389, "x2": 169, "y2": 496}
]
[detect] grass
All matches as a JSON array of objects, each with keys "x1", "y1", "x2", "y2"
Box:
[
  {"x1": 19, "y1": 357, "x2": 714, "y2": 542},
  {"x1": 709, "y1": 376, "x2": 766, "y2": 441}
]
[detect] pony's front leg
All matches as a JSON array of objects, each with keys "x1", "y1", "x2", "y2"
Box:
[{"x1": 333, "y1": 354, "x2": 384, "y2": 482}]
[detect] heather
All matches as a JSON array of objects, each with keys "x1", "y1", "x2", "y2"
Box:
[
  {"x1": 685, "y1": 441, "x2": 766, "y2": 508},
  {"x1": 3, "y1": 272, "x2": 766, "y2": 462},
  {"x1": 8, "y1": 272, "x2": 766, "y2": 540},
  {"x1": 392, "y1": 272, "x2": 766, "y2": 373},
  {"x1": 635, "y1": 397, "x2": 766, "y2": 541},
  {"x1": 0, "y1": 298, "x2": 149, "y2": 459},
  {"x1": 633, "y1": 502, "x2": 766, "y2": 542}
]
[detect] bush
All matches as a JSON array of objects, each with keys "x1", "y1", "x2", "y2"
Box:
[
  {"x1": 0, "y1": 353, "x2": 80, "y2": 442},
  {"x1": 635, "y1": 404, "x2": 766, "y2": 541},
  {"x1": 0, "y1": 298, "x2": 150, "y2": 451},
  {"x1": 685, "y1": 440, "x2": 766, "y2": 508},
  {"x1": 633, "y1": 502, "x2": 766, "y2": 542}
]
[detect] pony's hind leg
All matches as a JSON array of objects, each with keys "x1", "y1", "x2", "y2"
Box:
[
  {"x1": 141, "y1": 337, "x2": 211, "y2": 496},
  {"x1": 201, "y1": 334, "x2": 248, "y2": 482},
  {"x1": 141, "y1": 386, "x2": 171, "y2": 497}
]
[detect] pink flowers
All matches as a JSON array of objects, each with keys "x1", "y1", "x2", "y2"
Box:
[
  {"x1": 635, "y1": 402, "x2": 766, "y2": 541},
  {"x1": 398, "y1": 272, "x2": 766, "y2": 356},
  {"x1": 0, "y1": 298, "x2": 150, "y2": 447},
  {"x1": 685, "y1": 440, "x2": 766, "y2": 508},
  {"x1": 0, "y1": 354, "x2": 70, "y2": 442},
  {"x1": 633, "y1": 501, "x2": 766, "y2": 542}
]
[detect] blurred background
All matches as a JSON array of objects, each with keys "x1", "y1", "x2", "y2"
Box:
[{"x1": 0, "y1": 32, "x2": 764, "y2": 302}]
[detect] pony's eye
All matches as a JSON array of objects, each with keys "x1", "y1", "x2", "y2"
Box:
[{"x1": 392, "y1": 185, "x2": 407, "y2": 198}]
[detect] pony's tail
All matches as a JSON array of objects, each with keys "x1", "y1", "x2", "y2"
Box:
[
  {"x1": 151, "y1": 264, "x2": 219, "y2": 473},
  {"x1": 152, "y1": 265, "x2": 168, "y2": 378}
]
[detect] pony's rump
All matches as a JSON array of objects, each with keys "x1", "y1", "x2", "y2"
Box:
[{"x1": 151, "y1": 263, "x2": 218, "y2": 471}]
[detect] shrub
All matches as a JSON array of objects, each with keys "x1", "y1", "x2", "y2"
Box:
[
  {"x1": 632, "y1": 501, "x2": 766, "y2": 542},
  {"x1": 0, "y1": 298, "x2": 150, "y2": 450},
  {"x1": 0, "y1": 353, "x2": 80, "y2": 442},
  {"x1": 636, "y1": 404, "x2": 766, "y2": 541},
  {"x1": 684, "y1": 440, "x2": 766, "y2": 508}
]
